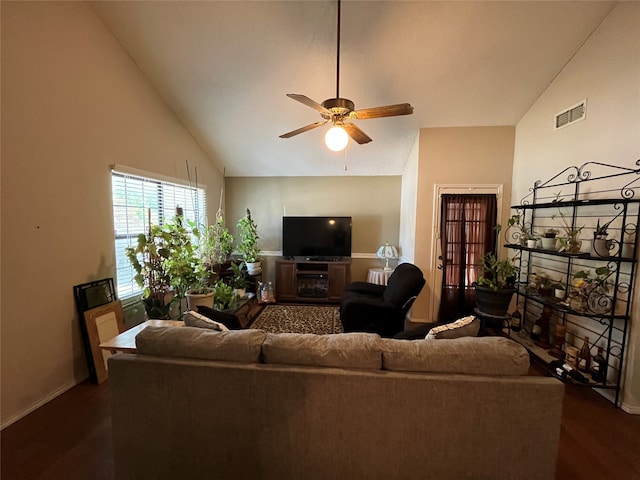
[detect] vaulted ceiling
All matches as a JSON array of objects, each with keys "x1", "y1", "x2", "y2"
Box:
[{"x1": 92, "y1": 1, "x2": 616, "y2": 177}]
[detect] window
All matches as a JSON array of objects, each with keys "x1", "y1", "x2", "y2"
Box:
[{"x1": 111, "y1": 167, "x2": 206, "y2": 299}]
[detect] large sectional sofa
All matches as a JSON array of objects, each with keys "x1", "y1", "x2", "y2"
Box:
[{"x1": 109, "y1": 326, "x2": 564, "y2": 480}]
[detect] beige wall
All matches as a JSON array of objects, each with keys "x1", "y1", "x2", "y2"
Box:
[
  {"x1": 225, "y1": 176, "x2": 402, "y2": 283},
  {"x1": 513, "y1": 2, "x2": 640, "y2": 412},
  {"x1": 1, "y1": 2, "x2": 223, "y2": 427},
  {"x1": 411, "y1": 126, "x2": 515, "y2": 323}
]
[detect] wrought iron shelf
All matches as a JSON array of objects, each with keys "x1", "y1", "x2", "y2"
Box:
[
  {"x1": 505, "y1": 243, "x2": 637, "y2": 263},
  {"x1": 515, "y1": 287, "x2": 626, "y2": 320},
  {"x1": 505, "y1": 160, "x2": 639, "y2": 407},
  {"x1": 513, "y1": 198, "x2": 640, "y2": 210},
  {"x1": 503, "y1": 328, "x2": 616, "y2": 389}
]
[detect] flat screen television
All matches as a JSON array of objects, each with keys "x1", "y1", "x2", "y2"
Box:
[{"x1": 282, "y1": 216, "x2": 352, "y2": 259}]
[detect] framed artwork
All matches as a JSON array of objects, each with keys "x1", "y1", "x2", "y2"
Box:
[
  {"x1": 83, "y1": 300, "x2": 125, "y2": 384},
  {"x1": 73, "y1": 278, "x2": 116, "y2": 314},
  {"x1": 73, "y1": 278, "x2": 118, "y2": 383}
]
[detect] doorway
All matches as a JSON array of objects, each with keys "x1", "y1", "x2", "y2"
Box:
[{"x1": 429, "y1": 185, "x2": 503, "y2": 322}]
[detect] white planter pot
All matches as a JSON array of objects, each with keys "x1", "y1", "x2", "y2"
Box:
[
  {"x1": 541, "y1": 237, "x2": 557, "y2": 250},
  {"x1": 246, "y1": 261, "x2": 262, "y2": 275},
  {"x1": 186, "y1": 292, "x2": 214, "y2": 311},
  {"x1": 526, "y1": 239, "x2": 537, "y2": 249},
  {"x1": 554, "y1": 289, "x2": 566, "y2": 299}
]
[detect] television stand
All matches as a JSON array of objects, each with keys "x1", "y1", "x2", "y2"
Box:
[
  {"x1": 275, "y1": 258, "x2": 351, "y2": 304},
  {"x1": 304, "y1": 256, "x2": 343, "y2": 262}
]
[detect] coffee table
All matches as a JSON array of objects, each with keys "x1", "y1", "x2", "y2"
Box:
[{"x1": 99, "y1": 319, "x2": 184, "y2": 353}]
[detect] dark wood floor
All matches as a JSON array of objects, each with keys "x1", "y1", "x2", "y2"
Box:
[{"x1": 2, "y1": 370, "x2": 639, "y2": 480}]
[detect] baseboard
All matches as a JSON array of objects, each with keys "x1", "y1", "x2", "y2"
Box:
[
  {"x1": 1, "y1": 380, "x2": 80, "y2": 430},
  {"x1": 620, "y1": 402, "x2": 640, "y2": 414}
]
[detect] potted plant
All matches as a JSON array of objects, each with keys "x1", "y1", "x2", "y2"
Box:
[
  {"x1": 474, "y1": 252, "x2": 519, "y2": 317},
  {"x1": 592, "y1": 218, "x2": 613, "y2": 257},
  {"x1": 550, "y1": 281, "x2": 566, "y2": 299},
  {"x1": 552, "y1": 205, "x2": 584, "y2": 254},
  {"x1": 541, "y1": 228, "x2": 559, "y2": 250},
  {"x1": 228, "y1": 261, "x2": 248, "y2": 298},
  {"x1": 213, "y1": 280, "x2": 236, "y2": 311},
  {"x1": 237, "y1": 208, "x2": 261, "y2": 274},
  {"x1": 126, "y1": 215, "x2": 199, "y2": 319},
  {"x1": 506, "y1": 214, "x2": 537, "y2": 247},
  {"x1": 125, "y1": 226, "x2": 173, "y2": 319}
]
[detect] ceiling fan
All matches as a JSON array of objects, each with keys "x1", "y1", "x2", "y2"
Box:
[{"x1": 279, "y1": 0, "x2": 414, "y2": 151}]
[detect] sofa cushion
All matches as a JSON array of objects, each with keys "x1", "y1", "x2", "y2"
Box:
[
  {"x1": 425, "y1": 315, "x2": 480, "y2": 340},
  {"x1": 262, "y1": 332, "x2": 383, "y2": 370},
  {"x1": 381, "y1": 336, "x2": 530, "y2": 375},
  {"x1": 135, "y1": 326, "x2": 266, "y2": 363}
]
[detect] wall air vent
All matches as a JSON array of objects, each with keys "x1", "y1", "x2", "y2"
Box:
[{"x1": 554, "y1": 100, "x2": 587, "y2": 130}]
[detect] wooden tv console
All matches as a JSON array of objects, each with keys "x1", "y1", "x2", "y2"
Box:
[{"x1": 275, "y1": 258, "x2": 351, "y2": 304}]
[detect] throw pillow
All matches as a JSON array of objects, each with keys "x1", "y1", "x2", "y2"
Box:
[
  {"x1": 425, "y1": 315, "x2": 480, "y2": 340},
  {"x1": 196, "y1": 305, "x2": 242, "y2": 330},
  {"x1": 184, "y1": 310, "x2": 230, "y2": 332}
]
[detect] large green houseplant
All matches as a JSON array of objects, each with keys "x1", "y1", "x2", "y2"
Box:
[
  {"x1": 474, "y1": 252, "x2": 519, "y2": 317},
  {"x1": 236, "y1": 208, "x2": 261, "y2": 274},
  {"x1": 126, "y1": 216, "x2": 201, "y2": 318}
]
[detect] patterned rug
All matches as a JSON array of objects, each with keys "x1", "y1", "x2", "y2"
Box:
[{"x1": 250, "y1": 305, "x2": 343, "y2": 334}]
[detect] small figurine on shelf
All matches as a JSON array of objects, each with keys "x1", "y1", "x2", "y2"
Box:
[{"x1": 577, "y1": 335, "x2": 592, "y2": 373}]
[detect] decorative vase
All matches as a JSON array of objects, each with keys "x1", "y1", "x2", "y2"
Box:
[
  {"x1": 587, "y1": 285, "x2": 612, "y2": 314},
  {"x1": 569, "y1": 293, "x2": 587, "y2": 313},
  {"x1": 592, "y1": 238, "x2": 613, "y2": 257}
]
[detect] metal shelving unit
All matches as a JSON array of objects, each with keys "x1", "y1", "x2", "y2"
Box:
[{"x1": 505, "y1": 161, "x2": 639, "y2": 406}]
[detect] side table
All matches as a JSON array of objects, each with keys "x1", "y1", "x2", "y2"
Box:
[{"x1": 367, "y1": 268, "x2": 394, "y2": 286}]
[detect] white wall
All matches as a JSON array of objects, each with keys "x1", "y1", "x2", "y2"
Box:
[
  {"x1": 513, "y1": 2, "x2": 640, "y2": 412},
  {"x1": 400, "y1": 135, "x2": 419, "y2": 263},
  {"x1": 1, "y1": 2, "x2": 223, "y2": 427}
]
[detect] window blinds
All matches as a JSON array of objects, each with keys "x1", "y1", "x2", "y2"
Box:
[{"x1": 111, "y1": 167, "x2": 206, "y2": 299}]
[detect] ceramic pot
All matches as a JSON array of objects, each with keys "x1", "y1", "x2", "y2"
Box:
[
  {"x1": 592, "y1": 238, "x2": 613, "y2": 257},
  {"x1": 541, "y1": 237, "x2": 557, "y2": 250},
  {"x1": 186, "y1": 291, "x2": 214, "y2": 311}
]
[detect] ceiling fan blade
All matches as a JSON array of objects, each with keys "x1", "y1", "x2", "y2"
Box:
[
  {"x1": 279, "y1": 120, "x2": 328, "y2": 139},
  {"x1": 286, "y1": 94, "x2": 332, "y2": 115},
  {"x1": 351, "y1": 103, "x2": 414, "y2": 120},
  {"x1": 343, "y1": 123, "x2": 372, "y2": 145}
]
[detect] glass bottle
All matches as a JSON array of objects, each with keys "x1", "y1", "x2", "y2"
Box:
[
  {"x1": 510, "y1": 306, "x2": 522, "y2": 332},
  {"x1": 577, "y1": 336, "x2": 591, "y2": 373},
  {"x1": 267, "y1": 281, "x2": 275, "y2": 303},
  {"x1": 591, "y1": 346, "x2": 607, "y2": 382}
]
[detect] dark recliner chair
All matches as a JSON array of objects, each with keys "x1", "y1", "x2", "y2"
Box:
[{"x1": 340, "y1": 263, "x2": 426, "y2": 338}]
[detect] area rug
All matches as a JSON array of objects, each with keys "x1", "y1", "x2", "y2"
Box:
[{"x1": 250, "y1": 305, "x2": 343, "y2": 334}]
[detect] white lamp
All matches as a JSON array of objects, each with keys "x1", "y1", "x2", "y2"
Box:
[
  {"x1": 325, "y1": 124, "x2": 349, "y2": 152},
  {"x1": 376, "y1": 243, "x2": 399, "y2": 271}
]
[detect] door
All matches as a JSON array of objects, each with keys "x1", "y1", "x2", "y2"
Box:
[{"x1": 429, "y1": 185, "x2": 503, "y2": 322}]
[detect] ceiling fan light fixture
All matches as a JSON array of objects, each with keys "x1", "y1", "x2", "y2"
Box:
[{"x1": 325, "y1": 124, "x2": 349, "y2": 151}]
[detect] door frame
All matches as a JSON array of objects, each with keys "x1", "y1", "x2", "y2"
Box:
[{"x1": 429, "y1": 184, "x2": 504, "y2": 322}]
